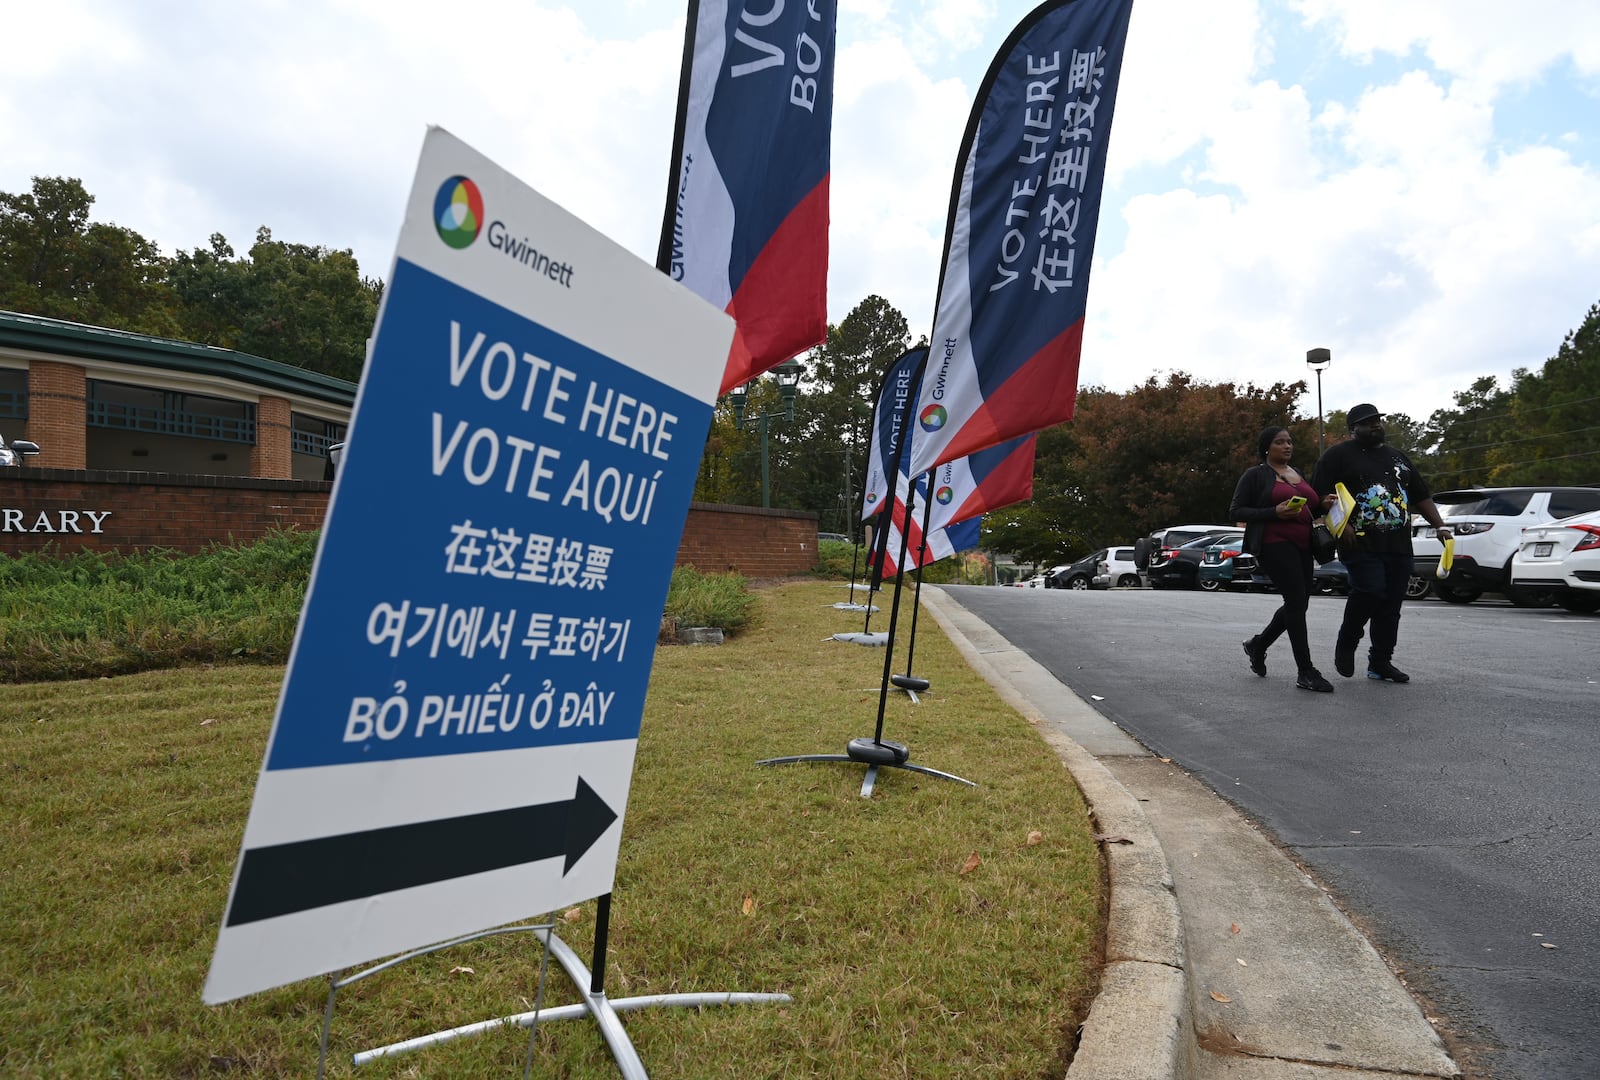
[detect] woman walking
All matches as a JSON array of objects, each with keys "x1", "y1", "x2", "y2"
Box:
[{"x1": 1230, "y1": 427, "x2": 1335, "y2": 692}]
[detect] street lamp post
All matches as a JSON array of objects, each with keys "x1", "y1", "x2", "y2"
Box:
[
  {"x1": 728, "y1": 357, "x2": 805, "y2": 508},
  {"x1": 1306, "y1": 347, "x2": 1332, "y2": 454}
]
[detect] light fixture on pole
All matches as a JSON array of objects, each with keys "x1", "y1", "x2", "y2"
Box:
[
  {"x1": 1306, "y1": 347, "x2": 1331, "y2": 453},
  {"x1": 728, "y1": 357, "x2": 804, "y2": 508}
]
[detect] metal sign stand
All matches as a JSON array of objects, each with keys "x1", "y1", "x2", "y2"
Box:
[{"x1": 321, "y1": 900, "x2": 790, "y2": 1076}]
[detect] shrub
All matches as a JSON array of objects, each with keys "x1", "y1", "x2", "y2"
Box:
[{"x1": 662, "y1": 566, "x2": 756, "y2": 633}]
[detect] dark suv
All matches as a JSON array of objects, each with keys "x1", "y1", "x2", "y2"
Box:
[{"x1": 1045, "y1": 550, "x2": 1104, "y2": 590}]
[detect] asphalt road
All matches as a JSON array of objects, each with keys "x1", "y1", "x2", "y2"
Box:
[{"x1": 941, "y1": 583, "x2": 1600, "y2": 1080}]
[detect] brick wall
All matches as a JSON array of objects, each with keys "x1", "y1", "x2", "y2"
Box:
[
  {"x1": 0, "y1": 469, "x2": 330, "y2": 556},
  {"x1": 675, "y1": 502, "x2": 821, "y2": 577},
  {"x1": 0, "y1": 472, "x2": 822, "y2": 576}
]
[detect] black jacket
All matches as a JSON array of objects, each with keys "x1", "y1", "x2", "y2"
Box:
[{"x1": 1229, "y1": 463, "x2": 1291, "y2": 556}]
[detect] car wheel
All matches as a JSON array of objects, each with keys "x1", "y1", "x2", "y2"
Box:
[
  {"x1": 1198, "y1": 577, "x2": 1221, "y2": 592},
  {"x1": 1433, "y1": 581, "x2": 1481, "y2": 604},
  {"x1": 1133, "y1": 538, "x2": 1152, "y2": 570},
  {"x1": 1068, "y1": 575, "x2": 1090, "y2": 590},
  {"x1": 1558, "y1": 592, "x2": 1600, "y2": 614},
  {"x1": 1404, "y1": 575, "x2": 1432, "y2": 600},
  {"x1": 1118, "y1": 574, "x2": 1141, "y2": 588}
]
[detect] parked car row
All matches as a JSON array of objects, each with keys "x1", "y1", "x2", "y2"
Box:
[
  {"x1": 1411, "y1": 486, "x2": 1600, "y2": 607},
  {"x1": 1147, "y1": 528, "x2": 1242, "y2": 590},
  {"x1": 1012, "y1": 486, "x2": 1600, "y2": 613}
]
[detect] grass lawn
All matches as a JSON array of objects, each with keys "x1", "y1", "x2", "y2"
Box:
[{"x1": 0, "y1": 580, "x2": 1104, "y2": 1078}]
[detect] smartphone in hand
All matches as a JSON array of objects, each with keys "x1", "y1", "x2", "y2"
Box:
[{"x1": 1284, "y1": 495, "x2": 1307, "y2": 512}]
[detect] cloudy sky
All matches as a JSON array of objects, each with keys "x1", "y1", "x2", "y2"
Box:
[{"x1": 5, "y1": 0, "x2": 1599, "y2": 424}]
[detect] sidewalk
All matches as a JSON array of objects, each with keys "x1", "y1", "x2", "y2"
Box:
[{"x1": 920, "y1": 587, "x2": 1461, "y2": 1080}]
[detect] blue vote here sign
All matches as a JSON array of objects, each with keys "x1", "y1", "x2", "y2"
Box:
[{"x1": 204, "y1": 128, "x2": 734, "y2": 1004}]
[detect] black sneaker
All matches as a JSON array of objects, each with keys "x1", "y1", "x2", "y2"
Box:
[
  {"x1": 1334, "y1": 640, "x2": 1356, "y2": 678},
  {"x1": 1297, "y1": 670, "x2": 1334, "y2": 693},
  {"x1": 1367, "y1": 661, "x2": 1410, "y2": 683},
  {"x1": 1241, "y1": 638, "x2": 1267, "y2": 677}
]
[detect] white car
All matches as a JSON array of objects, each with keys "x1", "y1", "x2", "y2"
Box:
[
  {"x1": 1509, "y1": 510, "x2": 1600, "y2": 614},
  {"x1": 1015, "y1": 573, "x2": 1050, "y2": 588},
  {"x1": 1093, "y1": 546, "x2": 1142, "y2": 588},
  {"x1": 1412, "y1": 486, "x2": 1600, "y2": 605}
]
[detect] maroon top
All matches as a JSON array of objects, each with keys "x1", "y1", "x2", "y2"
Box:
[{"x1": 1262, "y1": 477, "x2": 1319, "y2": 549}]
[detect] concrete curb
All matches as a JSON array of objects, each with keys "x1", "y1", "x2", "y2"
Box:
[{"x1": 918, "y1": 587, "x2": 1191, "y2": 1080}]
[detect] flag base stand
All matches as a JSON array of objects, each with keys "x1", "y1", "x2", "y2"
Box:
[
  {"x1": 757, "y1": 737, "x2": 975, "y2": 798},
  {"x1": 889, "y1": 674, "x2": 930, "y2": 693},
  {"x1": 829, "y1": 631, "x2": 888, "y2": 646},
  {"x1": 323, "y1": 923, "x2": 788, "y2": 1076}
]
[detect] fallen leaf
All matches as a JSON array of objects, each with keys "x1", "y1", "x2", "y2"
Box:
[
  {"x1": 1236, "y1": 958, "x2": 1248, "y2": 967},
  {"x1": 200, "y1": 718, "x2": 218, "y2": 727},
  {"x1": 742, "y1": 894, "x2": 755, "y2": 916},
  {"x1": 562, "y1": 907, "x2": 582, "y2": 923},
  {"x1": 1209, "y1": 990, "x2": 1232, "y2": 1003},
  {"x1": 1230, "y1": 923, "x2": 1241, "y2": 935},
  {"x1": 959, "y1": 851, "x2": 981, "y2": 875},
  {"x1": 1025, "y1": 830, "x2": 1044, "y2": 846},
  {"x1": 1093, "y1": 834, "x2": 1133, "y2": 845},
  {"x1": 449, "y1": 965, "x2": 475, "y2": 976},
  {"x1": 1540, "y1": 942, "x2": 1557, "y2": 950}
]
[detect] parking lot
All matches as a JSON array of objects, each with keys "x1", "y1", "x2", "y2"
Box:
[{"x1": 944, "y1": 584, "x2": 1600, "y2": 1079}]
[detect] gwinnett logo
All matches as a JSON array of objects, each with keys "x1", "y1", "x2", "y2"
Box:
[
  {"x1": 918, "y1": 404, "x2": 947, "y2": 432},
  {"x1": 935, "y1": 486, "x2": 953, "y2": 505},
  {"x1": 434, "y1": 176, "x2": 484, "y2": 249}
]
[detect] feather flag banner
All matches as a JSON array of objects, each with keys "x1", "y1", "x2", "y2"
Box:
[
  {"x1": 872, "y1": 472, "x2": 983, "y2": 578},
  {"x1": 860, "y1": 347, "x2": 929, "y2": 523},
  {"x1": 657, "y1": 0, "x2": 836, "y2": 394},
  {"x1": 908, "y1": 0, "x2": 1133, "y2": 477},
  {"x1": 925, "y1": 433, "x2": 1036, "y2": 532}
]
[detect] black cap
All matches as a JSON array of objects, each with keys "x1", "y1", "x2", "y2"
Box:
[{"x1": 1347, "y1": 403, "x2": 1382, "y2": 427}]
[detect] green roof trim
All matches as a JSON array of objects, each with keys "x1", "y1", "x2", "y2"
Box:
[{"x1": 0, "y1": 310, "x2": 358, "y2": 406}]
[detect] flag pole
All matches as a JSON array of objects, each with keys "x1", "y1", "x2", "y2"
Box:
[{"x1": 890, "y1": 488, "x2": 938, "y2": 696}]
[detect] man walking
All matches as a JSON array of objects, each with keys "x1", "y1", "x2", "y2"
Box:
[{"x1": 1311, "y1": 404, "x2": 1451, "y2": 683}]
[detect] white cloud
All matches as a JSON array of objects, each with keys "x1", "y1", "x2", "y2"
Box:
[{"x1": 3, "y1": 0, "x2": 1598, "y2": 427}]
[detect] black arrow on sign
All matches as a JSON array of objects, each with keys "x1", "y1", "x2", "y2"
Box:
[{"x1": 225, "y1": 777, "x2": 618, "y2": 927}]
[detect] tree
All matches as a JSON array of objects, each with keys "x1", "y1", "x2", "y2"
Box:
[
  {"x1": 784, "y1": 295, "x2": 913, "y2": 532},
  {"x1": 0, "y1": 176, "x2": 182, "y2": 335},
  {"x1": 1488, "y1": 302, "x2": 1600, "y2": 485},
  {"x1": 983, "y1": 373, "x2": 1308, "y2": 564},
  {"x1": 1419, "y1": 376, "x2": 1515, "y2": 490},
  {"x1": 167, "y1": 227, "x2": 382, "y2": 381},
  {"x1": 694, "y1": 294, "x2": 913, "y2": 525}
]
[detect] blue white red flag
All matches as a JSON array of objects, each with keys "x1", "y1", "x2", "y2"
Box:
[
  {"x1": 872, "y1": 472, "x2": 982, "y2": 578},
  {"x1": 925, "y1": 433, "x2": 1036, "y2": 531},
  {"x1": 907, "y1": 0, "x2": 1133, "y2": 477},
  {"x1": 861, "y1": 347, "x2": 928, "y2": 522},
  {"x1": 658, "y1": 0, "x2": 836, "y2": 394}
]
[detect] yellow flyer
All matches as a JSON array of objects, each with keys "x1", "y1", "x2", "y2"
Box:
[{"x1": 1326, "y1": 482, "x2": 1357, "y2": 538}]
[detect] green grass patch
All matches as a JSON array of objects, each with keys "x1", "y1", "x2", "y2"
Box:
[
  {"x1": 661, "y1": 566, "x2": 758, "y2": 633},
  {"x1": 0, "y1": 581, "x2": 1104, "y2": 1078},
  {"x1": 0, "y1": 530, "x2": 317, "y2": 682}
]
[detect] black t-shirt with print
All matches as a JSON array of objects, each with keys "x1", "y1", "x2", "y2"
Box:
[{"x1": 1311, "y1": 440, "x2": 1433, "y2": 555}]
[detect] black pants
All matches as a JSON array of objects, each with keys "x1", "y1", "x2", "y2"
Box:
[
  {"x1": 1340, "y1": 550, "x2": 1412, "y2": 664},
  {"x1": 1254, "y1": 541, "x2": 1314, "y2": 673}
]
